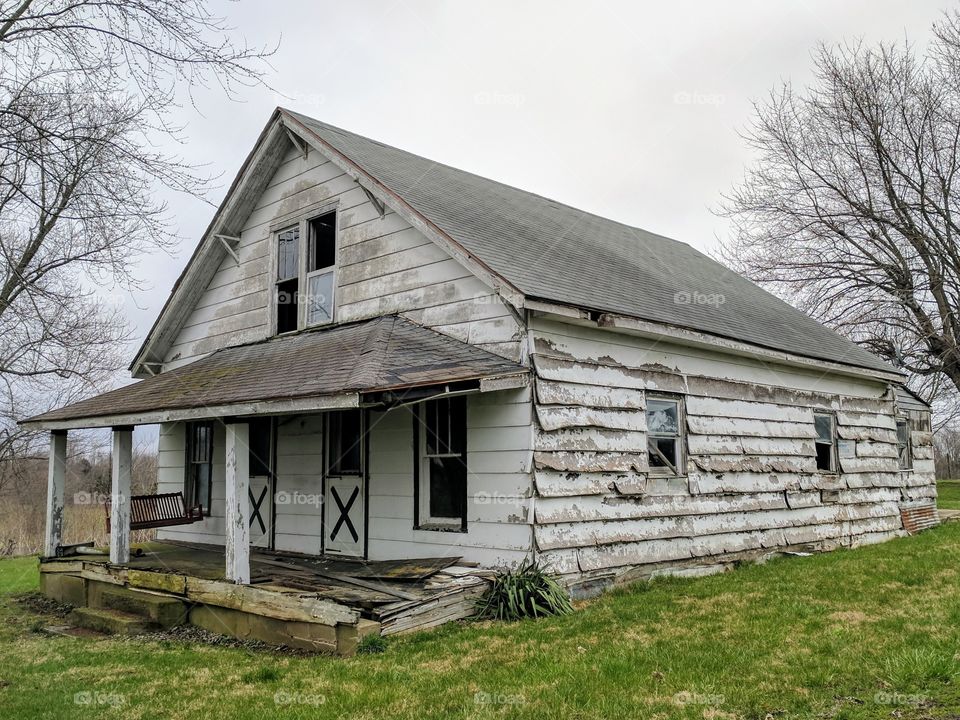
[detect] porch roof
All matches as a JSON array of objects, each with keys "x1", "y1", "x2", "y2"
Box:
[{"x1": 22, "y1": 316, "x2": 528, "y2": 430}]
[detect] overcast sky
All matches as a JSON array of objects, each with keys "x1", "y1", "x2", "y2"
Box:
[{"x1": 121, "y1": 0, "x2": 951, "y2": 355}]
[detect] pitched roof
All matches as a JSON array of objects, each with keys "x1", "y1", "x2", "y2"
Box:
[
  {"x1": 283, "y1": 109, "x2": 896, "y2": 376},
  {"x1": 26, "y1": 317, "x2": 526, "y2": 428}
]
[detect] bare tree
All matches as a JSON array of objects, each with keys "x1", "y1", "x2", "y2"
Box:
[
  {"x1": 720, "y1": 11, "x2": 960, "y2": 419},
  {"x1": 0, "y1": 1, "x2": 274, "y2": 470}
]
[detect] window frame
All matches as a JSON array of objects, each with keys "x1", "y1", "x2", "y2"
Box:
[
  {"x1": 813, "y1": 411, "x2": 838, "y2": 474},
  {"x1": 274, "y1": 224, "x2": 301, "y2": 335},
  {"x1": 268, "y1": 202, "x2": 340, "y2": 336},
  {"x1": 415, "y1": 397, "x2": 468, "y2": 531},
  {"x1": 184, "y1": 421, "x2": 214, "y2": 514},
  {"x1": 896, "y1": 418, "x2": 913, "y2": 471},
  {"x1": 304, "y1": 211, "x2": 338, "y2": 327},
  {"x1": 646, "y1": 394, "x2": 685, "y2": 477},
  {"x1": 326, "y1": 409, "x2": 364, "y2": 477}
]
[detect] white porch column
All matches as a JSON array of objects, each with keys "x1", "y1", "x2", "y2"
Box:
[
  {"x1": 224, "y1": 421, "x2": 250, "y2": 584},
  {"x1": 44, "y1": 430, "x2": 68, "y2": 558},
  {"x1": 109, "y1": 427, "x2": 133, "y2": 564}
]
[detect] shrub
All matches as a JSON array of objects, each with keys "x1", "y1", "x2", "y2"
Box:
[{"x1": 477, "y1": 558, "x2": 573, "y2": 621}]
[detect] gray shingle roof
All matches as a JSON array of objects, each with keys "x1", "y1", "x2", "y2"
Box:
[
  {"x1": 286, "y1": 109, "x2": 895, "y2": 375},
  {"x1": 26, "y1": 317, "x2": 526, "y2": 424}
]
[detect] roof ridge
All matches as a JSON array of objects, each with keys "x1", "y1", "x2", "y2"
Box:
[{"x1": 281, "y1": 108, "x2": 690, "y2": 249}]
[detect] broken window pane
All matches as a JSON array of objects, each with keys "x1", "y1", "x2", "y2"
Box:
[
  {"x1": 648, "y1": 437, "x2": 678, "y2": 470},
  {"x1": 277, "y1": 226, "x2": 299, "y2": 280},
  {"x1": 309, "y1": 212, "x2": 336, "y2": 271},
  {"x1": 306, "y1": 271, "x2": 334, "y2": 324},
  {"x1": 896, "y1": 419, "x2": 912, "y2": 470},
  {"x1": 647, "y1": 399, "x2": 679, "y2": 434},
  {"x1": 813, "y1": 413, "x2": 835, "y2": 472}
]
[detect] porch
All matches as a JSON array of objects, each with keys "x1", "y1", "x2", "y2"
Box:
[{"x1": 39, "y1": 540, "x2": 494, "y2": 653}]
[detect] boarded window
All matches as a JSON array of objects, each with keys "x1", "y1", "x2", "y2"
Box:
[
  {"x1": 249, "y1": 418, "x2": 272, "y2": 477},
  {"x1": 306, "y1": 212, "x2": 336, "y2": 325},
  {"x1": 418, "y1": 397, "x2": 467, "y2": 528},
  {"x1": 328, "y1": 409, "x2": 363, "y2": 476},
  {"x1": 896, "y1": 419, "x2": 912, "y2": 470},
  {"x1": 814, "y1": 413, "x2": 836, "y2": 472},
  {"x1": 185, "y1": 422, "x2": 214, "y2": 512},
  {"x1": 647, "y1": 396, "x2": 682, "y2": 475},
  {"x1": 276, "y1": 225, "x2": 300, "y2": 333}
]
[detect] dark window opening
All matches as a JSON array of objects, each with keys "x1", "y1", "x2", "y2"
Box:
[
  {"x1": 647, "y1": 396, "x2": 682, "y2": 475},
  {"x1": 814, "y1": 413, "x2": 836, "y2": 472},
  {"x1": 896, "y1": 419, "x2": 912, "y2": 470},
  {"x1": 420, "y1": 396, "x2": 467, "y2": 527},
  {"x1": 249, "y1": 418, "x2": 272, "y2": 477},
  {"x1": 186, "y1": 421, "x2": 214, "y2": 513},
  {"x1": 276, "y1": 226, "x2": 299, "y2": 333},
  {"x1": 309, "y1": 212, "x2": 337, "y2": 271},
  {"x1": 328, "y1": 409, "x2": 363, "y2": 476}
]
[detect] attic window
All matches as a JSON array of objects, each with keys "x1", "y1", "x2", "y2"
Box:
[
  {"x1": 306, "y1": 212, "x2": 336, "y2": 325},
  {"x1": 275, "y1": 226, "x2": 299, "y2": 334}
]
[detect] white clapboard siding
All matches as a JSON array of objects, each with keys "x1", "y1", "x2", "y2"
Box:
[
  {"x1": 535, "y1": 428, "x2": 647, "y2": 453},
  {"x1": 686, "y1": 416, "x2": 815, "y2": 439},
  {"x1": 536, "y1": 406, "x2": 646, "y2": 432},
  {"x1": 535, "y1": 379, "x2": 646, "y2": 409},
  {"x1": 164, "y1": 141, "x2": 524, "y2": 368},
  {"x1": 535, "y1": 492, "x2": 788, "y2": 524},
  {"x1": 685, "y1": 396, "x2": 812, "y2": 423}
]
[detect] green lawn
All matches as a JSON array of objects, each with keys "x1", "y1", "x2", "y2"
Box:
[
  {"x1": 938, "y1": 480, "x2": 960, "y2": 509},
  {"x1": 2, "y1": 526, "x2": 960, "y2": 719}
]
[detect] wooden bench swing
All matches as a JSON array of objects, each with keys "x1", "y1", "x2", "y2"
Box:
[{"x1": 105, "y1": 491, "x2": 203, "y2": 532}]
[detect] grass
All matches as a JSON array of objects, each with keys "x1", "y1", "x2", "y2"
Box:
[
  {"x1": 3, "y1": 526, "x2": 960, "y2": 719},
  {"x1": 937, "y1": 480, "x2": 960, "y2": 509}
]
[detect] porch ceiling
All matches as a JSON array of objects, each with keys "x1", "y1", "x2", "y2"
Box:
[{"x1": 22, "y1": 316, "x2": 528, "y2": 430}]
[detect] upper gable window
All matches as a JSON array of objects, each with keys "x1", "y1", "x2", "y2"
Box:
[
  {"x1": 273, "y1": 210, "x2": 338, "y2": 334},
  {"x1": 306, "y1": 212, "x2": 336, "y2": 325},
  {"x1": 275, "y1": 226, "x2": 300, "y2": 334}
]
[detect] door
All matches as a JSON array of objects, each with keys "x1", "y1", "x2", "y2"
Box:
[
  {"x1": 324, "y1": 409, "x2": 365, "y2": 557},
  {"x1": 248, "y1": 417, "x2": 274, "y2": 549}
]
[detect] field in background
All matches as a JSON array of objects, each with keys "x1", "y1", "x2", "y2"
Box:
[
  {"x1": 937, "y1": 480, "x2": 960, "y2": 510},
  {"x1": 2, "y1": 523, "x2": 960, "y2": 718}
]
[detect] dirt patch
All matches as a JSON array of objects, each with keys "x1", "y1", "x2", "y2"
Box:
[
  {"x1": 135, "y1": 625, "x2": 316, "y2": 656},
  {"x1": 14, "y1": 591, "x2": 73, "y2": 618},
  {"x1": 828, "y1": 610, "x2": 871, "y2": 625}
]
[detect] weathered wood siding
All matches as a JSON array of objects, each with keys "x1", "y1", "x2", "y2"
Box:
[
  {"x1": 366, "y1": 388, "x2": 533, "y2": 565},
  {"x1": 529, "y1": 318, "x2": 937, "y2": 587},
  {"x1": 162, "y1": 143, "x2": 523, "y2": 370},
  {"x1": 156, "y1": 422, "x2": 226, "y2": 544}
]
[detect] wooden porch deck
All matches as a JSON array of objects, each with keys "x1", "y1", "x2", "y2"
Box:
[{"x1": 39, "y1": 541, "x2": 494, "y2": 652}]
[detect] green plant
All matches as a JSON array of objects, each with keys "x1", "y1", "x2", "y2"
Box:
[
  {"x1": 357, "y1": 633, "x2": 387, "y2": 655},
  {"x1": 241, "y1": 666, "x2": 281, "y2": 683},
  {"x1": 476, "y1": 558, "x2": 574, "y2": 621}
]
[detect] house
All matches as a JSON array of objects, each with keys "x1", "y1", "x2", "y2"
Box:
[{"x1": 24, "y1": 108, "x2": 937, "y2": 650}]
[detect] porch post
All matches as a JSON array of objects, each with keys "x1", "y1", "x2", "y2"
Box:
[
  {"x1": 44, "y1": 430, "x2": 68, "y2": 558},
  {"x1": 224, "y1": 420, "x2": 250, "y2": 584},
  {"x1": 109, "y1": 427, "x2": 133, "y2": 564}
]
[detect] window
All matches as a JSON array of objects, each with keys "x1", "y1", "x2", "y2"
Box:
[
  {"x1": 306, "y1": 212, "x2": 336, "y2": 325},
  {"x1": 417, "y1": 397, "x2": 467, "y2": 529},
  {"x1": 647, "y1": 396, "x2": 683, "y2": 476},
  {"x1": 896, "y1": 419, "x2": 913, "y2": 470},
  {"x1": 814, "y1": 413, "x2": 836, "y2": 472},
  {"x1": 185, "y1": 422, "x2": 214, "y2": 513},
  {"x1": 275, "y1": 226, "x2": 299, "y2": 333},
  {"x1": 328, "y1": 409, "x2": 363, "y2": 476},
  {"x1": 249, "y1": 418, "x2": 273, "y2": 477},
  {"x1": 273, "y1": 211, "x2": 338, "y2": 333}
]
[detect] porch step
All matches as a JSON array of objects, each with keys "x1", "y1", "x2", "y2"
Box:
[
  {"x1": 68, "y1": 607, "x2": 159, "y2": 635},
  {"x1": 96, "y1": 587, "x2": 188, "y2": 628}
]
